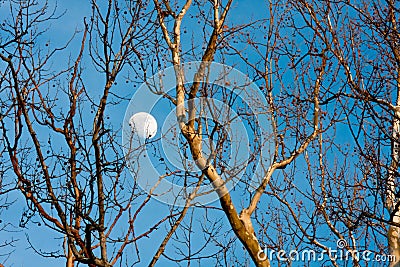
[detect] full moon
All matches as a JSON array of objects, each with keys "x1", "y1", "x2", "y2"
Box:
[{"x1": 129, "y1": 112, "x2": 157, "y2": 139}]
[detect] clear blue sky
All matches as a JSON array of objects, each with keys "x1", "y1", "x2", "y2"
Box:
[
  {"x1": 0, "y1": 1, "x2": 375, "y2": 267},
  {"x1": 0, "y1": 1, "x2": 267, "y2": 266}
]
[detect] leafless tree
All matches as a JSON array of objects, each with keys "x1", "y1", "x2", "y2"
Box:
[
  {"x1": 0, "y1": 0, "x2": 190, "y2": 266},
  {"x1": 220, "y1": 0, "x2": 400, "y2": 266},
  {"x1": 1, "y1": 0, "x2": 400, "y2": 267},
  {"x1": 280, "y1": 0, "x2": 400, "y2": 266},
  {"x1": 149, "y1": 0, "x2": 400, "y2": 267}
]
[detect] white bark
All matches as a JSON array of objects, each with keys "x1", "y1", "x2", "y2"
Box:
[{"x1": 388, "y1": 81, "x2": 400, "y2": 267}]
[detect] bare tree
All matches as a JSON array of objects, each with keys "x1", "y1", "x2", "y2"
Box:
[
  {"x1": 0, "y1": 1, "x2": 183, "y2": 266},
  {"x1": 148, "y1": 0, "x2": 400, "y2": 266},
  {"x1": 281, "y1": 0, "x2": 400, "y2": 266},
  {"x1": 224, "y1": 0, "x2": 400, "y2": 266},
  {"x1": 1, "y1": 0, "x2": 400, "y2": 267},
  {"x1": 147, "y1": 0, "x2": 326, "y2": 266}
]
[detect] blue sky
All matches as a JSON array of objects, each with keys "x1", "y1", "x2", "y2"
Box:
[
  {"x1": 0, "y1": 1, "x2": 267, "y2": 266},
  {"x1": 0, "y1": 1, "x2": 390, "y2": 267}
]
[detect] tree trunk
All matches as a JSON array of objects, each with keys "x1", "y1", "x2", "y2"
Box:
[
  {"x1": 66, "y1": 242, "x2": 74, "y2": 267},
  {"x1": 388, "y1": 71, "x2": 400, "y2": 267}
]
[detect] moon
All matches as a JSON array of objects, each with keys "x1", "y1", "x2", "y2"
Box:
[{"x1": 129, "y1": 112, "x2": 157, "y2": 139}]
